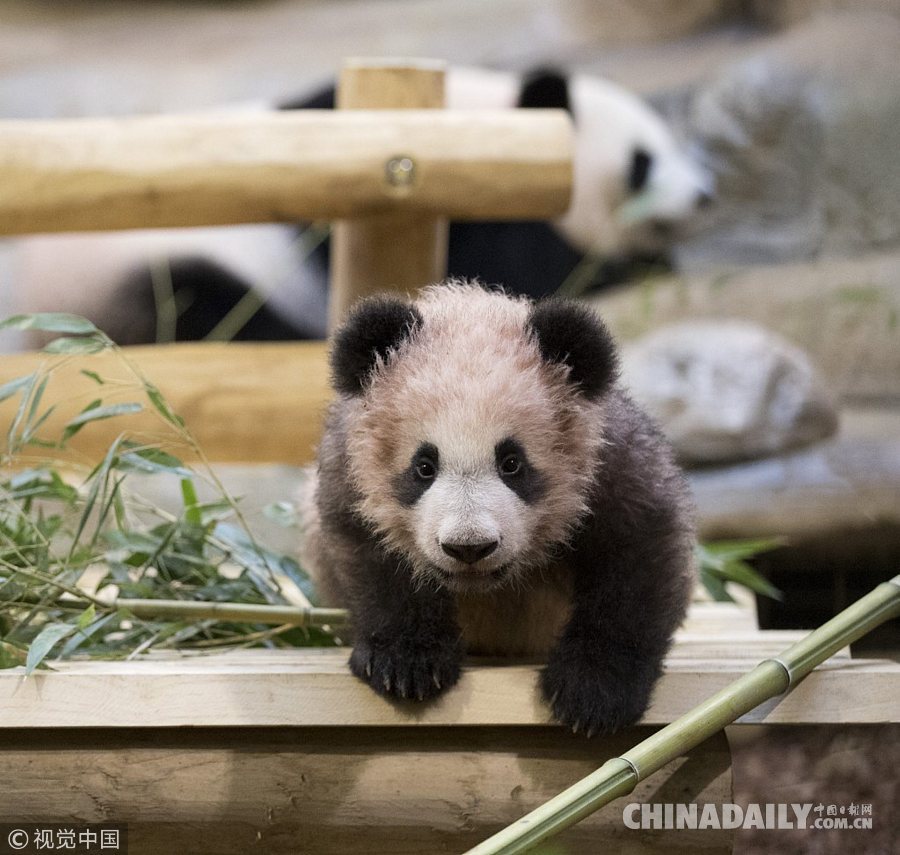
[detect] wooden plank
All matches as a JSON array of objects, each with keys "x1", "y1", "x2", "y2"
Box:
[
  {"x1": 0, "y1": 109, "x2": 571, "y2": 235},
  {"x1": 0, "y1": 727, "x2": 733, "y2": 854},
  {"x1": 1, "y1": 647, "x2": 894, "y2": 728},
  {"x1": 0, "y1": 342, "x2": 332, "y2": 465},
  {"x1": 329, "y1": 59, "x2": 449, "y2": 328},
  {"x1": 682, "y1": 601, "x2": 757, "y2": 632}
]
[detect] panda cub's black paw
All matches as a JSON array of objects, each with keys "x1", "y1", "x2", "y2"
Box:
[
  {"x1": 541, "y1": 647, "x2": 652, "y2": 737},
  {"x1": 349, "y1": 635, "x2": 463, "y2": 702}
]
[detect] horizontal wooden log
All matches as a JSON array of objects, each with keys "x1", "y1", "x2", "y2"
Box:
[
  {"x1": 0, "y1": 342, "x2": 332, "y2": 465},
  {"x1": 1, "y1": 641, "x2": 893, "y2": 729},
  {"x1": 0, "y1": 727, "x2": 733, "y2": 854},
  {"x1": 0, "y1": 110, "x2": 572, "y2": 235}
]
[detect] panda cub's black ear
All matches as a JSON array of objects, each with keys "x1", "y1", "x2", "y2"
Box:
[
  {"x1": 528, "y1": 299, "x2": 618, "y2": 399},
  {"x1": 330, "y1": 296, "x2": 423, "y2": 395}
]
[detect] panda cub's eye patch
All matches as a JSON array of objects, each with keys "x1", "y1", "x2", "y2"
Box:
[
  {"x1": 392, "y1": 442, "x2": 439, "y2": 506},
  {"x1": 495, "y1": 438, "x2": 546, "y2": 504}
]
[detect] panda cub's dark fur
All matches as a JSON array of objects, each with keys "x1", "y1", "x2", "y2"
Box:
[{"x1": 299, "y1": 281, "x2": 694, "y2": 734}]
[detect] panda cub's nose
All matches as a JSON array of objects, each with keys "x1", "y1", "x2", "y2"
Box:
[{"x1": 441, "y1": 540, "x2": 498, "y2": 565}]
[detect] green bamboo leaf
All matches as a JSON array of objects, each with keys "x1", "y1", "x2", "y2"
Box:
[
  {"x1": 61, "y1": 398, "x2": 102, "y2": 442},
  {"x1": 0, "y1": 641, "x2": 28, "y2": 670},
  {"x1": 25, "y1": 622, "x2": 77, "y2": 674},
  {"x1": 24, "y1": 376, "x2": 49, "y2": 426},
  {"x1": 80, "y1": 369, "x2": 106, "y2": 385},
  {"x1": 715, "y1": 560, "x2": 783, "y2": 601},
  {"x1": 0, "y1": 313, "x2": 98, "y2": 334},
  {"x1": 5, "y1": 469, "x2": 78, "y2": 504},
  {"x1": 264, "y1": 501, "x2": 298, "y2": 528},
  {"x1": 59, "y1": 611, "x2": 119, "y2": 658},
  {"x1": 700, "y1": 568, "x2": 735, "y2": 603},
  {"x1": 144, "y1": 381, "x2": 184, "y2": 428},
  {"x1": 6, "y1": 372, "x2": 38, "y2": 452},
  {"x1": 701, "y1": 538, "x2": 785, "y2": 563},
  {"x1": 181, "y1": 478, "x2": 202, "y2": 526},
  {"x1": 115, "y1": 443, "x2": 192, "y2": 477},
  {"x1": 76, "y1": 603, "x2": 96, "y2": 631},
  {"x1": 193, "y1": 500, "x2": 234, "y2": 526},
  {"x1": 105, "y1": 528, "x2": 161, "y2": 554},
  {"x1": 62, "y1": 401, "x2": 143, "y2": 442},
  {"x1": 21, "y1": 403, "x2": 58, "y2": 447},
  {"x1": 43, "y1": 334, "x2": 109, "y2": 355},
  {"x1": 68, "y1": 434, "x2": 128, "y2": 559},
  {"x1": 0, "y1": 374, "x2": 35, "y2": 404}
]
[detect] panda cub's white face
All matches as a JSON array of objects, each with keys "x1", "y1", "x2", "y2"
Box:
[
  {"x1": 343, "y1": 284, "x2": 606, "y2": 594},
  {"x1": 405, "y1": 434, "x2": 537, "y2": 592}
]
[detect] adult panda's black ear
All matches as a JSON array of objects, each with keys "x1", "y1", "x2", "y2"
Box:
[
  {"x1": 517, "y1": 68, "x2": 571, "y2": 113},
  {"x1": 528, "y1": 299, "x2": 618, "y2": 399},
  {"x1": 330, "y1": 296, "x2": 422, "y2": 395}
]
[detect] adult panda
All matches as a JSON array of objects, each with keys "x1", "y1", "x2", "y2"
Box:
[{"x1": 9, "y1": 67, "x2": 711, "y2": 345}]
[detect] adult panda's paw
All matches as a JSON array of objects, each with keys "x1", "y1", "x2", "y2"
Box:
[
  {"x1": 349, "y1": 634, "x2": 463, "y2": 702},
  {"x1": 540, "y1": 643, "x2": 653, "y2": 737}
]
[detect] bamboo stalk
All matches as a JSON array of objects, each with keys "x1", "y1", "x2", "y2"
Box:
[
  {"x1": 114, "y1": 598, "x2": 348, "y2": 627},
  {"x1": 2, "y1": 593, "x2": 349, "y2": 628},
  {"x1": 465, "y1": 575, "x2": 900, "y2": 855}
]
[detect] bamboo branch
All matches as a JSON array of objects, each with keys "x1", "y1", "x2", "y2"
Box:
[
  {"x1": 1, "y1": 593, "x2": 349, "y2": 628},
  {"x1": 115, "y1": 598, "x2": 348, "y2": 627},
  {"x1": 466, "y1": 574, "x2": 900, "y2": 855}
]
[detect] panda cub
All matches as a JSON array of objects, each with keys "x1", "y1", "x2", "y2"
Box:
[{"x1": 300, "y1": 281, "x2": 694, "y2": 734}]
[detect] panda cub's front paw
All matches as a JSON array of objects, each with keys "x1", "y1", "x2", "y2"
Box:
[
  {"x1": 541, "y1": 648, "x2": 652, "y2": 736},
  {"x1": 349, "y1": 635, "x2": 463, "y2": 702}
]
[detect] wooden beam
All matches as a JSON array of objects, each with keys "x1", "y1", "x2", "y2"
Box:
[
  {"x1": 0, "y1": 110, "x2": 571, "y2": 235},
  {"x1": 1, "y1": 645, "x2": 894, "y2": 728},
  {"x1": 0, "y1": 342, "x2": 331, "y2": 465},
  {"x1": 330, "y1": 59, "x2": 449, "y2": 329},
  {"x1": 0, "y1": 727, "x2": 733, "y2": 854}
]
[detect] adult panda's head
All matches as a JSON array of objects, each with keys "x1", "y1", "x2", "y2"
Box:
[
  {"x1": 515, "y1": 68, "x2": 713, "y2": 257},
  {"x1": 330, "y1": 281, "x2": 618, "y2": 593}
]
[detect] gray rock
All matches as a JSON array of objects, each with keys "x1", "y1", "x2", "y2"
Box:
[
  {"x1": 680, "y1": 12, "x2": 900, "y2": 268},
  {"x1": 621, "y1": 321, "x2": 839, "y2": 464}
]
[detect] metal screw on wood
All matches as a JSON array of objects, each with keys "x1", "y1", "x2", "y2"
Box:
[{"x1": 385, "y1": 155, "x2": 416, "y2": 187}]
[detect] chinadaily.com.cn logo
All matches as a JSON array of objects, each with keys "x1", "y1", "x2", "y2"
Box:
[{"x1": 623, "y1": 802, "x2": 874, "y2": 831}]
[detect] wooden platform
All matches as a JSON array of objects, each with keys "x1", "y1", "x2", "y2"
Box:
[
  {"x1": 2, "y1": 633, "x2": 896, "y2": 730},
  {"x1": 2, "y1": 608, "x2": 897, "y2": 854}
]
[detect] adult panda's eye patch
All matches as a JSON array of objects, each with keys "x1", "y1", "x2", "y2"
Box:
[
  {"x1": 392, "y1": 442, "x2": 439, "y2": 506},
  {"x1": 628, "y1": 147, "x2": 653, "y2": 193}
]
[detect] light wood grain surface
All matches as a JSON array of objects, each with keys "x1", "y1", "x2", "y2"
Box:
[
  {"x1": 0, "y1": 727, "x2": 734, "y2": 854},
  {"x1": 0, "y1": 109, "x2": 571, "y2": 235},
  {"x1": 0, "y1": 341, "x2": 332, "y2": 465},
  {"x1": 330, "y1": 60, "x2": 450, "y2": 328},
  {"x1": 1, "y1": 636, "x2": 892, "y2": 729}
]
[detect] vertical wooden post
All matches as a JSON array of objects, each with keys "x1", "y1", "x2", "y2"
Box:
[{"x1": 329, "y1": 59, "x2": 449, "y2": 330}]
